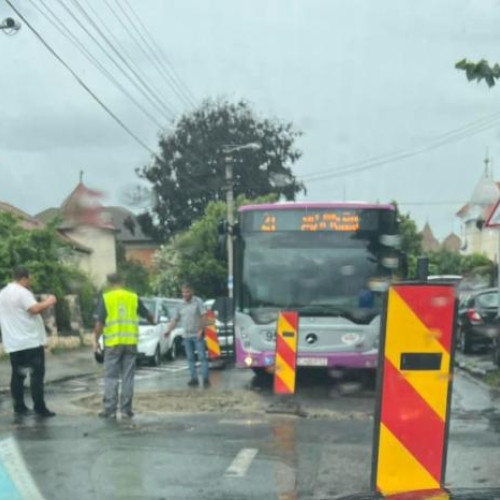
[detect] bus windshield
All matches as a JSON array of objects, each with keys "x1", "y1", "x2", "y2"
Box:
[{"x1": 238, "y1": 230, "x2": 390, "y2": 324}]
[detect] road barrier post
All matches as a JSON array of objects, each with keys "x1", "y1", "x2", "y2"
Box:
[
  {"x1": 205, "y1": 310, "x2": 221, "y2": 360},
  {"x1": 371, "y1": 283, "x2": 457, "y2": 496}
]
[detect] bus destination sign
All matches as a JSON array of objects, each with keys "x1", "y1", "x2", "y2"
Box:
[{"x1": 254, "y1": 209, "x2": 375, "y2": 233}]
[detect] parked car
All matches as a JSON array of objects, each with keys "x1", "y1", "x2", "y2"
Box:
[
  {"x1": 457, "y1": 288, "x2": 500, "y2": 354},
  {"x1": 98, "y1": 297, "x2": 184, "y2": 366},
  {"x1": 139, "y1": 297, "x2": 184, "y2": 365}
]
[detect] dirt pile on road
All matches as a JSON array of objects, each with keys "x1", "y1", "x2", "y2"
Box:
[{"x1": 75, "y1": 389, "x2": 265, "y2": 414}]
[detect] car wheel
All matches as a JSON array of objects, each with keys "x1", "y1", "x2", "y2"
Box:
[
  {"x1": 151, "y1": 345, "x2": 162, "y2": 367},
  {"x1": 493, "y1": 339, "x2": 500, "y2": 367},
  {"x1": 458, "y1": 327, "x2": 472, "y2": 354},
  {"x1": 166, "y1": 337, "x2": 183, "y2": 361}
]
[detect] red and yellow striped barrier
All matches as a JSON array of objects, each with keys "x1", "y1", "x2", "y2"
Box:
[
  {"x1": 274, "y1": 311, "x2": 299, "y2": 395},
  {"x1": 372, "y1": 284, "x2": 456, "y2": 496},
  {"x1": 205, "y1": 310, "x2": 221, "y2": 360}
]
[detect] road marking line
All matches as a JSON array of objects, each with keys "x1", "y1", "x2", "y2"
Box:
[
  {"x1": 225, "y1": 448, "x2": 259, "y2": 477},
  {"x1": 0, "y1": 437, "x2": 45, "y2": 499}
]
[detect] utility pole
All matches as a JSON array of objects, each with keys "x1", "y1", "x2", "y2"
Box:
[
  {"x1": 222, "y1": 142, "x2": 261, "y2": 298},
  {"x1": 225, "y1": 155, "x2": 235, "y2": 298}
]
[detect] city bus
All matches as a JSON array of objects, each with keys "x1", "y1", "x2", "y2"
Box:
[{"x1": 233, "y1": 202, "x2": 401, "y2": 375}]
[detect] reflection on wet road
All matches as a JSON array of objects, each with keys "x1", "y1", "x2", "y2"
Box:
[{"x1": 0, "y1": 363, "x2": 497, "y2": 499}]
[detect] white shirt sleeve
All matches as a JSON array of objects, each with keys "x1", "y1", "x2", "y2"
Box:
[{"x1": 19, "y1": 288, "x2": 37, "y2": 313}]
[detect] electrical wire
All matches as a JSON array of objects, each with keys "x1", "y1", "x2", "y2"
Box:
[
  {"x1": 3, "y1": 0, "x2": 155, "y2": 155},
  {"x1": 104, "y1": 0, "x2": 192, "y2": 110},
  {"x1": 80, "y1": 0, "x2": 180, "y2": 116},
  {"x1": 58, "y1": 0, "x2": 175, "y2": 122},
  {"x1": 302, "y1": 109, "x2": 500, "y2": 182},
  {"x1": 121, "y1": 0, "x2": 197, "y2": 107},
  {"x1": 29, "y1": 0, "x2": 165, "y2": 130}
]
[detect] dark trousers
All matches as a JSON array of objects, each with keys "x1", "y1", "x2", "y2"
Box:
[{"x1": 9, "y1": 346, "x2": 47, "y2": 412}]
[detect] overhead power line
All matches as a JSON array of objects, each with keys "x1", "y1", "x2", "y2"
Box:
[
  {"x1": 104, "y1": 0, "x2": 193, "y2": 110},
  {"x1": 80, "y1": 0, "x2": 180, "y2": 116},
  {"x1": 60, "y1": 0, "x2": 175, "y2": 122},
  {"x1": 4, "y1": 0, "x2": 155, "y2": 155},
  {"x1": 121, "y1": 0, "x2": 197, "y2": 107},
  {"x1": 29, "y1": 0, "x2": 165, "y2": 130},
  {"x1": 302, "y1": 108, "x2": 500, "y2": 183}
]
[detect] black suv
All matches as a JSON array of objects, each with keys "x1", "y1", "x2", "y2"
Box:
[{"x1": 457, "y1": 288, "x2": 500, "y2": 354}]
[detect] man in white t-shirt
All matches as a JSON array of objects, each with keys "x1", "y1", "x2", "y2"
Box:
[{"x1": 0, "y1": 267, "x2": 57, "y2": 417}]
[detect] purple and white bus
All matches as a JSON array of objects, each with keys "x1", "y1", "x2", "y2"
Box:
[{"x1": 233, "y1": 202, "x2": 400, "y2": 375}]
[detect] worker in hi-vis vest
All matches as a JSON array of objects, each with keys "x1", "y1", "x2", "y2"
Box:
[{"x1": 93, "y1": 273, "x2": 154, "y2": 419}]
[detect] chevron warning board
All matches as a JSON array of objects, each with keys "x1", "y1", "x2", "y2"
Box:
[
  {"x1": 371, "y1": 284, "x2": 457, "y2": 496},
  {"x1": 274, "y1": 311, "x2": 299, "y2": 395},
  {"x1": 205, "y1": 310, "x2": 221, "y2": 360}
]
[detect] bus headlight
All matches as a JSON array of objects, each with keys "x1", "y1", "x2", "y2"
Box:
[{"x1": 244, "y1": 356, "x2": 253, "y2": 367}]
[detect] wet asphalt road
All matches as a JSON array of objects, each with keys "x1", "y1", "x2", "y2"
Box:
[{"x1": 0, "y1": 360, "x2": 499, "y2": 500}]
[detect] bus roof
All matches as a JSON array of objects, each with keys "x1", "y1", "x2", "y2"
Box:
[{"x1": 238, "y1": 202, "x2": 395, "y2": 212}]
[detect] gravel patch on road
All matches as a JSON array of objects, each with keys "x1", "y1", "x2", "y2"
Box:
[{"x1": 73, "y1": 390, "x2": 372, "y2": 420}]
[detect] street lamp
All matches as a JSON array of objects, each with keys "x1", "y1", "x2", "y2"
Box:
[
  {"x1": 0, "y1": 17, "x2": 21, "y2": 35},
  {"x1": 222, "y1": 142, "x2": 261, "y2": 298}
]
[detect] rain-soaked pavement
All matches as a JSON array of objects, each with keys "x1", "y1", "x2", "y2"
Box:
[{"x1": 0, "y1": 360, "x2": 498, "y2": 500}]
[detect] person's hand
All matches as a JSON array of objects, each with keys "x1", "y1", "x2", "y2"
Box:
[{"x1": 45, "y1": 295, "x2": 57, "y2": 307}]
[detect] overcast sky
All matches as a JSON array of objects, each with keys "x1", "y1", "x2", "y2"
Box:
[{"x1": 2, "y1": 0, "x2": 500, "y2": 239}]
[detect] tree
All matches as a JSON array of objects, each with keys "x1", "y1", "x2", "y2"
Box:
[
  {"x1": 0, "y1": 212, "x2": 97, "y2": 330},
  {"x1": 427, "y1": 250, "x2": 462, "y2": 276},
  {"x1": 392, "y1": 203, "x2": 422, "y2": 278},
  {"x1": 456, "y1": 59, "x2": 500, "y2": 88},
  {"x1": 138, "y1": 99, "x2": 304, "y2": 241},
  {"x1": 115, "y1": 242, "x2": 152, "y2": 296},
  {"x1": 153, "y1": 194, "x2": 278, "y2": 298}
]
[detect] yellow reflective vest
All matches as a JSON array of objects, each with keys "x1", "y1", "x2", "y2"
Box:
[{"x1": 102, "y1": 289, "x2": 139, "y2": 347}]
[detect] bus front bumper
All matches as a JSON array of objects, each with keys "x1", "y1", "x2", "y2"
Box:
[{"x1": 235, "y1": 341, "x2": 378, "y2": 370}]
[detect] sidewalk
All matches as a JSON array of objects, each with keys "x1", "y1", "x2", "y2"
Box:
[{"x1": 0, "y1": 347, "x2": 102, "y2": 393}]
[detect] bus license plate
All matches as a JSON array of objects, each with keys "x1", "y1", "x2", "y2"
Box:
[{"x1": 297, "y1": 357, "x2": 328, "y2": 367}]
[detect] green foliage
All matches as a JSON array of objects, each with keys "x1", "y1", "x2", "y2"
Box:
[
  {"x1": 425, "y1": 249, "x2": 493, "y2": 278},
  {"x1": 427, "y1": 250, "x2": 462, "y2": 276},
  {"x1": 459, "y1": 253, "x2": 493, "y2": 275},
  {"x1": 115, "y1": 241, "x2": 152, "y2": 296},
  {"x1": 0, "y1": 212, "x2": 97, "y2": 330},
  {"x1": 392, "y1": 202, "x2": 422, "y2": 278},
  {"x1": 153, "y1": 194, "x2": 278, "y2": 298},
  {"x1": 138, "y1": 99, "x2": 303, "y2": 240},
  {"x1": 456, "y1": 59, "x2": 500, "y2": 88}
]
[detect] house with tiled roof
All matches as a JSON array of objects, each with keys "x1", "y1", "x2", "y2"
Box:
[
  {"x1": 37, "y1": 180, "x2": 118, "y2": 287},
  {"x1": 420, "y1": 222, "x2": 440, "y2": 252},
  {"x1": 0, "y1": 201, "x2": 92, "y2": 258},
  {"x1": 456, "y1": 157, "x2": 500, "y2": 261},
  {"x1": 103, "y1": 206, "x2": 160, "y2": 269}
]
